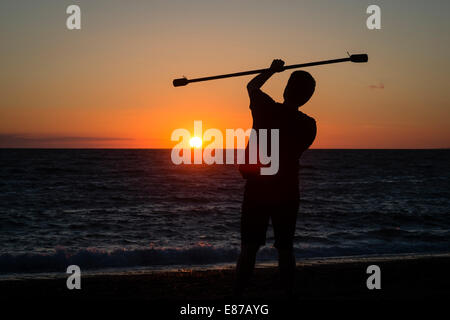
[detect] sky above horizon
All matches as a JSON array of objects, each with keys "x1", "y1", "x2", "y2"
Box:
[{"x1": 1, "y1": 0, "x2": 449, "y2": 148}]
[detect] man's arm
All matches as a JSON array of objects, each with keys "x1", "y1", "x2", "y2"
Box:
[{"x1": 247, "y1": 59, "x2": 285, "y2": 92}]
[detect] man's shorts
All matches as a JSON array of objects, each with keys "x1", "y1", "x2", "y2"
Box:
[{"x1": 241, "y1": 200, "x2": 299, "y2": 250}]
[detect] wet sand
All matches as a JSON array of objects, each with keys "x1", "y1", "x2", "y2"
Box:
[{"x1": 1, "y1": 254, "x2": 449, "y2": 302}]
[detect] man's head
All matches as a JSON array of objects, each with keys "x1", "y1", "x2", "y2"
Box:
[{"x1": 283, "y1": 71, "x2": 315, "y2": 108}]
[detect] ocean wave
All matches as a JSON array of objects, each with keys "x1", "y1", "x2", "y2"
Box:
[
  {"x1": 0, "y1": 245, "x2": 240, "y2": 273},
  {"x1": 1, "y1": 243, "x2": 450, "y2": 274}
]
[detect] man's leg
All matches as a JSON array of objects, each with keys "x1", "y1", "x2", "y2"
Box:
[
  {"x1": 272, "y1": 201, "x2": 299, "y2": 296},
  {"x1": 234, "y1": 243, "x2": 260, "y2": 296},
  {"x1": 277, "y1": 247, "x2": 296, "y2": 296}
]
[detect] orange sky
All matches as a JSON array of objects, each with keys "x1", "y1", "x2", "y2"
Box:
[{"x1": 1, "y1": 1, "x2": 449, "y2": 148}]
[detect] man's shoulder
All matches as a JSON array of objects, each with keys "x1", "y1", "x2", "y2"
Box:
[
  {"x1": 249, "y1": 89, "x2": 276, "y2": 103},
  {"x1": 297, "y1": 111, "x2": 316, "y2": 123},
  {"x1": 249, "y1": 89, "x2": 277, "y2": 111}
]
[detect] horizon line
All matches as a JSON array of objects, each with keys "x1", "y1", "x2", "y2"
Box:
[{"x1": 1, "y1": 147, "x2": 449, "y2": 150}]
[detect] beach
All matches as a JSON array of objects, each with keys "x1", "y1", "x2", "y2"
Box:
[
  {"x1": 1, "y1": 254, "x2": 449, "y2": 302},
  {"x1": 2, "y1": 149, "x2": 450, "y2": 275},
  {"x1": 1, "y1": 149, "x2": 449, "y2": 314},
  {"x1": 2, "y1": 0, "x2": 450, "y2": 317}
]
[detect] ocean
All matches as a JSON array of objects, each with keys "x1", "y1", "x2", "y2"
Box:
[{"x1": 0, "y1": 149, "x2": 449, "y2": 275}]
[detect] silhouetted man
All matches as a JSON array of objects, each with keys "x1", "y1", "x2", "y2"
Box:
[{"x1": 235, "y1": 59, "x2": 317, "y2": 297}]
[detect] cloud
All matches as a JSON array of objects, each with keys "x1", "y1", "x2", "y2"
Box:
[
  {"x1": 369, "y1": 83, "x2": 384, "y2": 89},
  {"x1": 0, "y1": 134, "x2": 133, "y2": 147}
]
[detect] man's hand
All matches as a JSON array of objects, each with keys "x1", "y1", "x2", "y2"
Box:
[
  {"x1": 247, "y1": 59, "x2": 285, "y2": 92},
  {"x1": 269, "y1": 59, "x2": 285, "y2": 73}
]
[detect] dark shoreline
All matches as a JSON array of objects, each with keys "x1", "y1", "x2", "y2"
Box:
[{"x1": 1, "y1": 254, "x2": 449, "y2": 301}]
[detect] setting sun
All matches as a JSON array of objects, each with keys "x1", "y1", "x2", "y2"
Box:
[{"x1": 189, "y1": 137, "x2": 202, "y2": 148}]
